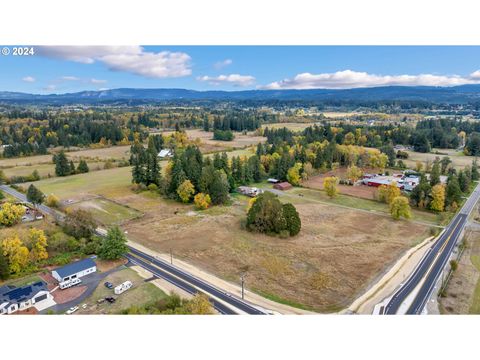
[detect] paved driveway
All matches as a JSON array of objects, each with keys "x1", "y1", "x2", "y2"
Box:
[{"x1": 41, "y1": 266, "x2": 124, "y2": 314}]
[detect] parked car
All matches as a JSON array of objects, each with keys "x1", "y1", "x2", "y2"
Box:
[
  {"x1": 105, "y1": 297, "x2": 116, "y2": 303},
  {"x1": 66, "y1": 306, "x2": 79, "y2": 315},
  {"x1": 104, "y1": 282, "x2": 113, "y2": 289}
]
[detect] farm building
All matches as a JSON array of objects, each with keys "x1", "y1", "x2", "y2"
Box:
[
  {"x1": 52, "y1": 258, "x2": 97, "y2": 283},
  {"x1": 273, "y1": 182, "x2": 293, "y2": 191},
  {"x1": 238, "y1": 186, "x2": 263, "y2": 197},
  {"x1": 0, "y1": 281, "x2": 53, "y2": 315},
  {"x1": 158, "y1": 149, "x2": 173, "y2": 158}
]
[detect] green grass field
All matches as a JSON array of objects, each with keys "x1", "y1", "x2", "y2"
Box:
[
  {"x1": 68, "y1": 198, "x2": 143, "y2": 226},
  {"x1": 26, "y1": 166, "x2": 134, "y2": 199}
]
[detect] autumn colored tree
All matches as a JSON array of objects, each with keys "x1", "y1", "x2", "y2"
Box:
[
  {"x1": 0, "y1": 202, "x2": 25, "y2": 227},
  {"x1": 1, "y1": 235, "x2": 30, "y2": 274},
  {"x1": 194, "y1": 192, "x2": 211, "y2": 210},
  {"x1": 346, "y1": 165, "x2": 363, "y2": 182},
  {"x1": 45, "y1": 193, "x2": 60, "y2": 208},
  {"x1": 390, "y1": 196, "x2": 412, "y2": 220},
  {"x1": 184, "y1": 293, "x2": 214, "y2": 314},
  {"x1": 28, "y1": 228, "x2": 48, "y2": 263},
  {"x1": 430, "y1": 184, "x2": 446, "y2": 212},
  {"x1": 287, "y1": 163, "x2": 302, "y2": 186},
  {"x1": 323, "y1": 177, "x2": 339, "y2": 198},
  {"x1": 378, "y1": 182, "x2": 401, "y2": 204},
  {"x1": 177, "y1": 180, "x2": 195, "y2": 203}
]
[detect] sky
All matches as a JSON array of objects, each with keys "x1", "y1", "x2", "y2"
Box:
[{"x1": 1, "y1": 46, "x2": 480, "y2": 94}]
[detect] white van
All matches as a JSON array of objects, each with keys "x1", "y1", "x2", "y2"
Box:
[
  {"x1": 60, "y1": 278, "x2": 82, "y2": 290},
  {"x1": 114, "y1": 281, "x2": 133, "y2": 295}
]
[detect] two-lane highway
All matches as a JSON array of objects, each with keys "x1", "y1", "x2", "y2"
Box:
[
  {"x1": 128, "y1": 246, "x2": 266, "y2": 314},
  {"x1": 384, "y1": 182, "x2": 480, "y2": 314}
]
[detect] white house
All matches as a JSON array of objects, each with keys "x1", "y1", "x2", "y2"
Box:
[
  {"x1": 0, "y1": 281, "x2": 53, "y2": 315},
  {"x1": 52, "y1": 258, "x2": 97, "y2": 283},
  {"x1": 157, "y1": 149, "x2": 173, "y2": 158}
]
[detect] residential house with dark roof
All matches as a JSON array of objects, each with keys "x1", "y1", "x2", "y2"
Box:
[
  {"x1": 51, "y1": 258, "x2": 97, "y2": 283},
  {"x1": 0, "y1": 281, "x2": 52, "y2": 314}
]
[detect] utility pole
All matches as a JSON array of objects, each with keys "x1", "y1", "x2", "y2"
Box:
[
  {"x1": 170, "y1": 248, "x2": 173, "y2": 265},
  {"x1": 240, "y1": 274, "x2": 245, "y2": 300}
]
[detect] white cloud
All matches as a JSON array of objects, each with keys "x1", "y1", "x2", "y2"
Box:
[
  {"x1": 61, "y1": 76, "x2": 80, "y2": 81},
  {"x1": 89, "y1": 78, "x2": 107, "y2": 84},
  {"x1": 22, "y1": 76, "x2": 35, "y2": 83},
  {"x1": 197, "y1": 74, "x2": 255, "y2": 87},
  {"x1": 262, "y1": 69, "x2": 480, "y2": 89},
  {"x1": 37, "y1": 46, "x2": 192, "y2": 78},
  {"x1": 214, "y1": 59, "x2": 233, "y2": 69}
]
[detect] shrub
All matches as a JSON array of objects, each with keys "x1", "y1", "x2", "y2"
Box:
[
  {"x1": 194, "y1": 192, "x2": 211, "y2": 210},
  {"x1": 45, "y1": 194, "x2": 60, "y2": 208},
  {"x1": 147, "y1": 183, "x2": 158, "y2": 191}
]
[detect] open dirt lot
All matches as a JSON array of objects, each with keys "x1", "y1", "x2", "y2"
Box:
[{"x1": 121, "y1": 193, "x2": 430, "y2": 312}]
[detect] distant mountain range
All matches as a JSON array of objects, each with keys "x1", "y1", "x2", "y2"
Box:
[{"x1": 2, "y1": 85, "x2": 480, "y2": 104}]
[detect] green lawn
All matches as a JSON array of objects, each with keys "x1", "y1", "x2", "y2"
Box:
[
  {"x1": 25, "y1": 166, "x2": 134, "y2": 199},
  {"x1": 1, "y1": 274, "x2": 43, "y2": 287},
  {"x1": 68, "y1": 198, "x2": 142, "y2": 226}
]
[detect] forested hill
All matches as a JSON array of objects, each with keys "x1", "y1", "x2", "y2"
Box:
[{"x1": 2, "y1": 85, "x2": 480, "y2": 105}]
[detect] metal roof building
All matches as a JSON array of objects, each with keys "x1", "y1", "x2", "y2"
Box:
[{"x1": 52, "y1": 258, "x2": 97, "y2": 283}]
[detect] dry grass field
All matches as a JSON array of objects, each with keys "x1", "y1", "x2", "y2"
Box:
[
  {"x1": 160, "y1": 129, "x2": 265, "y2": 153},
  {"x1": 404, "y1": 148, "x2": 473, "y2": 170},
  {"x1": 120, "y1": 191, "x2": 430, "y2": 312}
]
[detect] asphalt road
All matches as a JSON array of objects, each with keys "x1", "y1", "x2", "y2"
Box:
[
  {"x1": 127, "y1": 247, "x2": 266, "y2": 315},
  {"x1": 0, "y1": 184, "x2": 63, "y2": 220},
  {"x1": 126, "y1": 253, "x2": 237, "y2": 314},
  {"x1": 384, "y1": 182, "x2": 480, "y2": 314}
]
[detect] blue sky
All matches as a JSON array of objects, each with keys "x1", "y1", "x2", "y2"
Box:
[{"x1": 1, "y1": 46, "x2": 480, "y2": 93}]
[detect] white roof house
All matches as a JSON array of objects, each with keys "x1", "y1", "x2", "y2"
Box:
[
  {"x1": 52, "y1": 258, "x2": 97, "y2": 283},
  {"x1": 158, "y1": 149, "x2": 173, "y2": 158}
]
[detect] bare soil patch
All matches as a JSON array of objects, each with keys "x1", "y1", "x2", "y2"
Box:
[
  {"x1": 52, "y1": 285, "x2": 87, "y2": 304},
  {"x1": 302, "y1": 168, "x2": 381, "y2": 200}
]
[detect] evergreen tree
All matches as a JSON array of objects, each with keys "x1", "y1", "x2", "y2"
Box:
[
  {"x1": 246, "y1": 192, "x2": 287, "y2": 234},
  {"x1": 53, "y1": 150, "x2": 71, "y2": 176},
  {"x1": 472, "y1": 160, "x2": 480, "y2": 181},
  {"x1": 0, "y1": 251, "x2": 9, "y2": 280},
  {"x1": 77, "y1": 159, "x2": 89, "y2": 173},
  {"x1": 458, "y1": 170, "x2": 470, "y2": 193},
  {"x1": 98, "y1": 226, "x2": 128, "y2": 260},
  {"x1": 446, "y1": 174, "x2": 462, "y2": 206},
  {"x1": 146, "y1": 140, "x2": 161, "y2": 186},
  {"x1": 203, "y1": 117, "x2": 210, "y2": 132},
  {"x1": 282, "y1": 203, "x2": 301, "y2": 236},
  {"x1": 248, "y1": 155, "x2": 263, "y2": 182},
  {"x1": 69, "y1": 160, "x2": 76, "y2": 174},
  {"x1": 208, "y1": 170, "x2": 230, "y2": 205},
  {"x1": 26, "y1": 184, "x2": 45, "y2": 209},
  {"x1": 430, "y1": 160, "x2": 441, "y2": 186}
]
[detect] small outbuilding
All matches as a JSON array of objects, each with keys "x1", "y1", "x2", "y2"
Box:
[
  {"x1": 158, "y1": 149, "x2": 173, "y2": 158},
  {"x1": 52, "y1": 258, "x2": 97, "y2": 283},
  {"x1": 273, "y1": 182, "x2": 292, "y2": 191}
]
